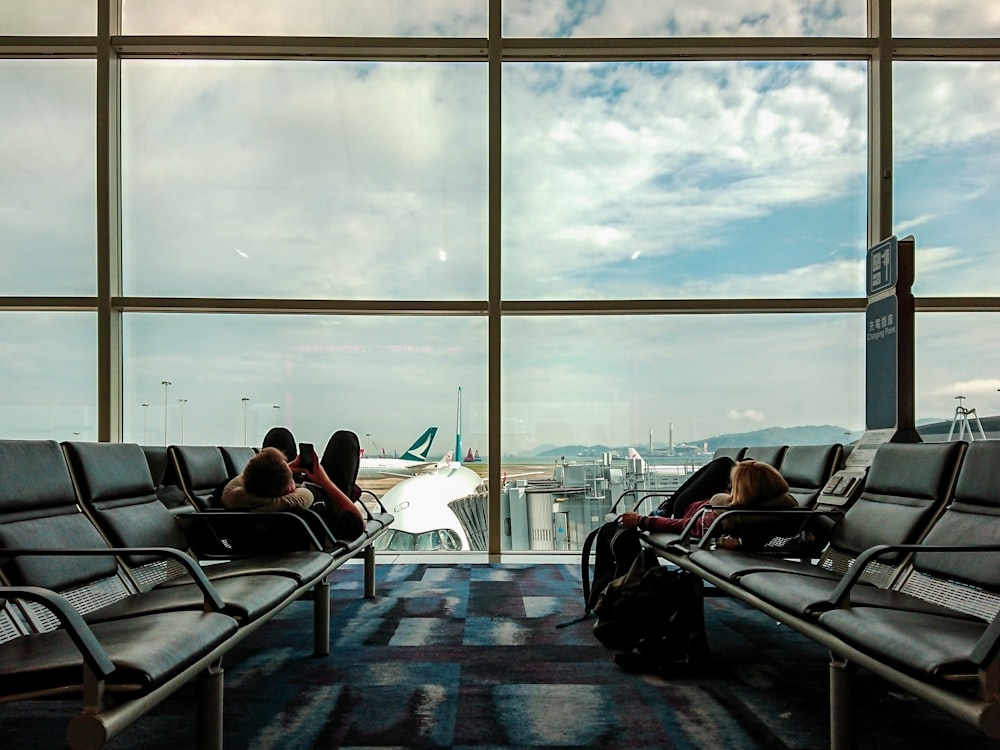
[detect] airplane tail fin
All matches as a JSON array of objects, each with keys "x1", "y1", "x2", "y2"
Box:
[
  {"x1": 400, "y1": 427, "x2": 438, "y2": 461},
  {"x1": 435, "y1": 450, "x2": 453, "y2": 468}
]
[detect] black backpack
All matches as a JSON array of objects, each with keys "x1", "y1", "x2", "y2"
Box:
[{"x1": 591, "y1": 548, "x2": 708, "y2": 663}]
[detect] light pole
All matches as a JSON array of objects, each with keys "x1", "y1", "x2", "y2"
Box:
[
  {"x1": 365, "y1": 433, "x2": 371, "y2": 455},
  {"x1": 273, "y1": 404, "x2": 280, "y2": 426},
  {"x1": 242, "y1": 397, "x2": 250, "y2": 446},
  {"x1": 161, "y1": 381, "x2": 172, "y2": 446},
  {"x1": 141, "y1": 403, "x2": 149, "y2": 444},
  {"x1": 178, "y1": 399, "x2": 188, "y2": 443}
]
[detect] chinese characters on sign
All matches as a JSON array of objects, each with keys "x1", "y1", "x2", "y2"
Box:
[{"x1": 869, "y1": 242, "x2": 894, "y2": 295}]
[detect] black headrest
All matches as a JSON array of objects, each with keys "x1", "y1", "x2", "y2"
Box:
[{"x1": 64, "y1": 442, "x2": 155, "y2": 505}]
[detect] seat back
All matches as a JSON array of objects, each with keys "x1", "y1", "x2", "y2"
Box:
[
  {"x1": 63, "y1": 442, "x2": 190, "y2": 571},
  {"x1": 823, "y1": 441, "x2": 966, "y2": 584},
  {"x1": 0, "y1": 440, "x2": 128, "y2": 627},
  {"x1": 142, "y1": 444, "x2": 190, "y2": 512},
  {"x1": 713, "y1": 446, "x2": 746, "y2": 461},
  {"x1": 169, "y1": 445, "x2": 230, "y2": 510},
  {"x1": 780, "y1": 444, "x2": 844, "y2": 508},
  {"x1": 899, "y1": 440, "x2": 1000, "y2": 621},
  {"x1": 219, "y1": 446, "x2": 257, "y2": 478},
  {"x1": 743, "y1": 445, "x2": 788, "y2": 470}
]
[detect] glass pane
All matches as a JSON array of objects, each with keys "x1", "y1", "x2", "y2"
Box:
[
  {"x1": 915, "y1": 313, "x2": 1000, "y2": 440},
  {"x1": 893, "y1": 0, "x2": 1000, "y2": 37},
  {"x1": 0, "y1": 60, "x2": 96, "y2": 295},
  {"x1": 122, "y1": 61, "x2": 488, "y2": 300},
  {"x1": 502, "y1": 61, "x2": 868, "y2": 300},
  {"x1": 503, "y1": 0, "x2": 865, "y2": 37},
  {"x1": 124, "y1": 312, "x2": 488, "y2": 552},
  {"x1": 0, "y1": 312, "x2": 97, "y2": 440},
  {"x1": 0, "y1": 1, "x2": 95, "y2": 35},
  {"x1": 894, "y1": 62, "x2": 1000, "y2": 297},
  {"x1": 123, "y1": 312, "x2": 487, "y2": 449},
  {"x1": 123, "y1": 0, "x2": 487, "y2": 36},
  {"x1": 500, "y1": 314, "x2": 863, "y2": 552}
]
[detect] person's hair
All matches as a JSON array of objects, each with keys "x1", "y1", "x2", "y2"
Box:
[
  {"x1": 728, "y1": 460, "x2": 788, "y2": 507},
  {"x1": 242, "y1": 446, "x2": 293, "y2": 497}
]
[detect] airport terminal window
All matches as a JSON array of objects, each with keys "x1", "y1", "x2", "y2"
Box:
[
  {"x1": 894, "y1": 62, "x2": 1000, "y2": 297},
  {"x1": 0, "y1": 60, "x2": 96, "y2": 296},
  {"x1": 0, "y1": 313, "x2": 97, "y2": 441},
  {"x1": 502, "y1": 0, "x2": 865, "y2": 37},
  {"x1": 501, "y1": 61, "x2": 868, "y2": 301},
  {"x1": 2, "y1": 1, "x2": 1000, "y2": 556},
  {"x1": 122, "y1": 0, "x2": 488, "y2": 36},
  {"x1": 121, "y1": 60, "x2": 488, "y2": 300}
]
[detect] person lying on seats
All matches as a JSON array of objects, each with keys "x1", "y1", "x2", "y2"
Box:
[
  {"x1": 619, "y1": 460, "x2": 796, "y2": 546},
  {"x1": 222, "y1": 442, "x2": 364, "y2": 542}
]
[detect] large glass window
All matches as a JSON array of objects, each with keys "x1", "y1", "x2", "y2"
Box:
[
  {"x1": 0, "y1": 60, "x2": 96, "y2": 295},
  {"x1": 894, "y1": 62, "x2": 1000, "y2": 296},
  {"x1": 122, "y1": 61, "x2": 488, "y2": 300},
  {"x1": 122, "y1": 0, "x2": 488, "y2": 36},
  {"x1": 503, "y1": 0, "x2": 866, "y2": 37},
  {"x1": 0, "y1": 313, "x2": 97, "y2": 440},
  {"x1": 502, "y1": 61, "x2": 868, "y2": 300}
]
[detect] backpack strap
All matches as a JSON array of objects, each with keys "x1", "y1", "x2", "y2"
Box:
[{"x1": 555, "y1": 523, "x2": 605, "y2": 628}]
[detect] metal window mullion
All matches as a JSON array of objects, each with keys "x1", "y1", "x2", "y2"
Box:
[
  {"x1": 868, "y1": 0, "x2": 893, "y2": 246},
  {"x1": 97, "y1": 0, "x2": 123, "y2": 443},
  {"x1": 487, "y1": 0, "x2": 503, "y2": 559}
]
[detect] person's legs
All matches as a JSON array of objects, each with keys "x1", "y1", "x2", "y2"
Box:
[
  {"x1": 262, "y1": 426, "x2": 297, "y2": 462},
  {"x1": 319, "y1": 430, "x2": 361, "y2": 498}
]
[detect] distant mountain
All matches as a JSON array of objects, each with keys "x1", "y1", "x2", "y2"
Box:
[
  {"x1": 529, "y1": 417, "x2": 1000, "y2": 458},
  {"x1": 688, "y1": 425, "x2": 858, "y2": 452}
]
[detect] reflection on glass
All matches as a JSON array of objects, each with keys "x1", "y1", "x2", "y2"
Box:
[
  {"x1": 0, "y1": 60, "x2": 96, "y2": 295},
  {"x1": 500, "y1": 314, "x2": 863, "y2": 551},
  {"x1": 0, "y1": 1, "x2": 95, "y2": 35},
  {"x1": 123, "y1": 0, "x2": 487, "y2": 36},
  {"x1": 503, "y1": 0, "x2": 864, "y2": 37},
  {"x1": 0, "y1": 313, "x2": 97, "y2": 440},
  {"x1": 894, "y1": 62, "x2": 1000, "y2": 297},
  {"x1": 122, "y1": 61, "x2": 487, "y2": 300},
  {"x1": 502, "y1": 61, "x2": 867, "y2": 300}
]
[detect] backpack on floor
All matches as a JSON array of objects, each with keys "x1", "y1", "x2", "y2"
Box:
[{"x1": 591, "y1": 548, "x2": 706, "y2": 660}]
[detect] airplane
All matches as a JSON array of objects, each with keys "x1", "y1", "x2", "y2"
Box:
[
  {"x1": 372, "y1": 452, "x2": 485, "y2": 552},
  {"x1": 357, "y1": 426, "x2": 438, "y2": 478}
]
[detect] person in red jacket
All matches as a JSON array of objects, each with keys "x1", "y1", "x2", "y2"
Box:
[{"x1": 619, "y1": 459, "x2": 795, "y2": 542}]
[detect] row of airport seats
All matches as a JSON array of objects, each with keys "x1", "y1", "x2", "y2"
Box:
[
  {"x1": 619, "y1": 444, "x2": 845, "y2": 555},
  {"x1": 0, "y1": 439, "x2": 393, "y2": 750},
  {"x1": 643, "y1": 439, "x2": 1000, "y2": 748}
]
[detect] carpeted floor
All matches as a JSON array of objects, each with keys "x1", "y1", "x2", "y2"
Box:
[{"x1": 5, "y1": 563, "x2": 999, "y2": 749}]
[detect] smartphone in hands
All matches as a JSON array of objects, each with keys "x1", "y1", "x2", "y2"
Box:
[{"x1": 298, "y1": 442, "x2": 316, "y2": 472}]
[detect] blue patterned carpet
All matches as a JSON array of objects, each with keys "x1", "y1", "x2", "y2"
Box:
[{"x1": 6, "y1": 563, "x2": 998, "y2": 749}]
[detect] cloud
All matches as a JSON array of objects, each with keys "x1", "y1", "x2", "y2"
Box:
[{"x1": 728, "y1": 409, "x2": 767, "y2": 422}]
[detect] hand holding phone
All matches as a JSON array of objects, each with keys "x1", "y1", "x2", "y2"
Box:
[{"x1": 298, "y1": 442, "x2": 316, "y2": 472}]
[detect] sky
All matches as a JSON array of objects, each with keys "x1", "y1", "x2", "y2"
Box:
[{"x1": 2, "y1": 2, "x2": 999, "y2": 454}]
